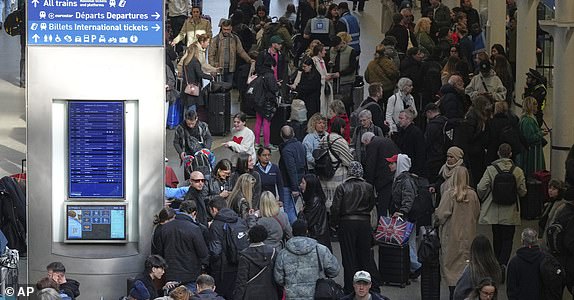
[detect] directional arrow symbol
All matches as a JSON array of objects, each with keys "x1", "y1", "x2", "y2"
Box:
[
  {"x1": 153, "y1": 12, "x2": 160, "y2": 20},
  {"x1": 31, "y1": 0, "x2": 39, "y2": 8},
  {"x1": 32, "y1": 34, "x2": 40, "y2": 42},
  {"x1": 152, "y1": 24, "x2": 161, "y2": 31}
]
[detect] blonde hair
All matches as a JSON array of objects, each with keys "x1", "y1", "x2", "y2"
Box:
[
  {"x1": 228, "y1": 173, "x2": 255, "y2": 209},
  {"x1": 307, "y1": 113, "x2": 327, "y2": 133},
  {"x1": 451, "y1": 166, "x2": 471, "y2": 202},
  {"x1": 337, "y1": 32, "x2": 352, "y2": 43},
  {"x1": 493, "y1": 101, "x2": 508, "y2": 115},
  {"x1": 305, "y1": 39, "x2": 321, "y2": 56},
  {"x1": 259, "y1": 191, "x2": 280, "y2": 217},
  {"x1": 522, "y1": 96, "x2": 538, "y2": 116},
  {"x1": 414, "y1": 17, "x2": 432, "y2": 34}
]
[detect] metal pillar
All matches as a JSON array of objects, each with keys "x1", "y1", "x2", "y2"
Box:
[
  {"x1": 486, "y1": 0, "x2": 506, "y2": 49},
  {"x1": 515, "y1": 0, "x2": 539, "y2": 108},
  {"x1": 540, "y1": 0, "x2": 574, "y2": 180}
]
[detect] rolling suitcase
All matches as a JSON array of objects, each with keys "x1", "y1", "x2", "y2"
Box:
[
  {"x1": 533, "y1": 170, "x2": 551, "y2": 202},
  {"x1": 270, "y1": 104, "x2": 291, "y2": 146},
  {"x1": 378, "y1": 243, "x2": 410, "y2": 288},
  {"x1": 420, "y1": 262, "x2": 440, "y2": 300},
  {"x1": 208, "y1": 91, "x2": 231, "y2": 136},
  {"x1": 520, "y1": 178, "x2": 543, "y2": 220}
]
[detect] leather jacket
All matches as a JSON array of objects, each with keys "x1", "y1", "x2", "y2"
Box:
[{"x1": 330, "y1": 177, "x2": 375, "y2": 227}]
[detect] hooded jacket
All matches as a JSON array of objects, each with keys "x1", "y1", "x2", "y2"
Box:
[
  {"x1": 506, "y1": 246, "x2": 545, "y2": 300},
  {"x1": 390, "y1": 154, "x2": 418, "y2": 219},
  {"x1": 439, "y1": 83, "x2": 466, "y2": 119},
  {"x1": 273, "y1": 236, "x2": 340, "y2": 300},
  {"x1": 234, "y1": 243, "x2": 280, "y2": 300}
]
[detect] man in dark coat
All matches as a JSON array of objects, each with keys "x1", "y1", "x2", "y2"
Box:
[
  {"x1": 183, "y1": 171, "x2": 211, "y2": 226},
  {"x1": 207, "y1": 196, "x2": 249, "y2": 299},
  {"x1": 359, "y1": 83, "x2": 386, "y2": 129},
  {"x1": 460, "y1": 0, "x2": 480, "y2": 29},
  {"x1": 506, "y1": 228, "x2": 545, "y2": 300},
  {"x1": 385, "y1": 13, "x2": 418, "y2": 54},
  {"x1": 400, "y1": 47, "x2": 424, "y2": 97},
  {"x1": 439, "y1": 74, "x2": 467, "y2": 119},
  {"x1": 424, "y1": 103, "x2": 449, "y2": 183},
  {"x1": 363, "y1": 133, "x2": 400, "y2": 218},
  {"x1": 191, "y1": 274, "x2": 226, "y2": 300},
  {"x1": 394, "y1": 110, "x2": 426, "y2": 177},
  {"x1": 279, "y1": 125, "x2": 307, "y2": 223}
]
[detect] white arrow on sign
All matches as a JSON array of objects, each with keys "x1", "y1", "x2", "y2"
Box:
[
  {"x1": 152, "y1": 12, "x2": 160, "y2": 20},
  {"x1": 32, "y1": 34, "x2": 40, "y2": 42},
  {"x1": 152, "y1": 24, "x2": 160, "y2": 31},
  {"x1": 31, "y1": 0, "x2": 39, "y2": 8}
]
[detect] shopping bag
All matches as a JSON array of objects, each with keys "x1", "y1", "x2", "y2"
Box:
[
  {"x1": 167, "y1": 97, "x2": 183, "y2": 129},
  {"x1": 374, "y1": 216, "x2": 414, "y2": 245}
]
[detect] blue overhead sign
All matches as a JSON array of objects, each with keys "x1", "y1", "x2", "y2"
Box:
[{"x1": 27, "y1": 0, "x2": 163, "y2": 46}]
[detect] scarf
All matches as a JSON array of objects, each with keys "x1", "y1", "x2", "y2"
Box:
[{"x1": 439, "y1": 146, "x2": 464, "y2": 179}]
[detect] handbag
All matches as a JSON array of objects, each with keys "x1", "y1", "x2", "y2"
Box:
[
  {"x1": 314, "y1": 245, "x2": 345, "y2": 300},
  {"x1": 183, "y1": 66, "x2": 200, "y2": 96},
  {"x1": 324, "y1": 83, "x2": 331, "y2": 96},
  {"x1": 374, "y1": 216, "x2": 414, "y2": 245},
  {"x1": 417, "y1": 226, "x2": 441, "y2": 263}
]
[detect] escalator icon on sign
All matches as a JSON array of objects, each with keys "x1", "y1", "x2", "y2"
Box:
[{"x1": 129, "y1": 35, "x2": 138, "y2": 43}]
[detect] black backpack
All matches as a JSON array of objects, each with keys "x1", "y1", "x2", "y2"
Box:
[
  {"x1": 491, "y1": 164, "x2": 518, "y2": 205},
  {"x1": 539, "y1": 252, "x2": 566, "y2": 300},
  {"x1": 245, "y1": 75, "x2": 266, "y2": 108},
  {"x1": 312, "y1": 136, "x2": 342, "y2": 180},
  {"x1": 223, "y1": 220, "x2": 249, "y2": 265},
  {"x1": 4, "y1": 9, "x2": 23, "y2": 36},
  {"x1": 190, "y1": 151, "x2": 212, "y2": 177},
  {"x1": 408, "y1": 174, "x2": 435, "y2": 226},
  {"x1": 546, "y1": 203, "x2": 574, "y2": 256}
]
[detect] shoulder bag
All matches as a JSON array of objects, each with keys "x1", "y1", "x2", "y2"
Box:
[
  {"x1": 314, "y1": 245, "x2": 345, "y2": 299},
  {"x1": 183, "y1": 64, "x2": 200, "y2": 96}
]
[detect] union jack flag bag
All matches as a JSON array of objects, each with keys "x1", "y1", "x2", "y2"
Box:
[{"x1": 374, "y1": 216, "x2": 414, "y2": 245}]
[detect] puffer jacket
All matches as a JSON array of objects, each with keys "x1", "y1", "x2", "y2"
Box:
[
  {"x1": 330, "y1": 177, "x2": 375, "y2": 227},
  {"x1": 390, "y1": 154, "x2": 417, "y2": 220},
  {"x1": 477, "y1": 158, "x2": 527, "y2": 226},
  {"x1": 364, "y1": 56, "x2": 400, "y2": 94},
  {"x1": 274, "y1": 236, "x2": 340, "y2": 300}
]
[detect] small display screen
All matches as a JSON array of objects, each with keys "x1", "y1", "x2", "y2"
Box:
[
  {"x1": 66, "y1": 204, "x2": 126, "y2": 242},
  {"x1": 68, "y1": 101, "x2": 125, "y2": 198}
]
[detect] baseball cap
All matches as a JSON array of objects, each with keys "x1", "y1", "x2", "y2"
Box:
[
  {"x1": 386, "y1": 154, "x2": 398, "y2": 163},
  {"x1": 270, "y1": 35, "x2": 284, "y2": 44},
  {"x1": 353, "y1": 271, "x2": 372, "y2": 283}
]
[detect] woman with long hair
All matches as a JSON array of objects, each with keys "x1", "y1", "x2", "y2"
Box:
[
  {"x1": 289, "y1": 58, "x2": 322, "y2": 119},
  {"x1": 256, "y1": 191, "x2": 292, "y2": 249},
  {"x1": 227, "y1": 173, "x2": 256, "y2": 221},
  {"x1": 207, "y1": 159, "x2": 233, "y2": 198},
  {"x1": 181, "y1": 43, "x2": 214, "y2": 112},
  {"x1": 414, "y1": 17, "x2": 435, "y2": 55},
  {"x1": 311, "y1": 43, "x2": 334, "y2": 116},
  {"x1": 442, "y1": 55, "x2": 461, "y2": 85},
  {"x1": 326, "y1": 3, "x2": 339, "y2": 23},
  {"x1": 195, "y1": 33, "x2": 219, "y2": 74},
  {"x1": 255, "y1": 147, "x2": 283, "y2": 199},
  {"x1": 484, "y1": 101, "x2": 520, "y2": 165},
  {"x1": 435, "y1": 166, "x2": 481, "y2": 298},
  {"x1": 229, "y1": 152, "x2": 262, "y2": 208},
  {"x1": 299, "y1": 174, "x2": 331, "y2": 250},
  {"x1": 463, "y1": 95, "x2": 492, "y2": 187},
  {"x1": 466, "y1": 277, "x2": 498, "y2": 300},
  {"x1": 151, "y1": 207, "x2": 176, "y2": 255},
  {"x1": 516, "y1": 96, "x2": 547, "y2": 176},
  {"x1": 453, "y1": 235, "x2": 502, "y2": 300},
  {"x1": 327, "y1": 100, "x2": 351, "y2": 143},
  {"x1": 492, "y1": 54, "x2": 514, "y2": 105}
]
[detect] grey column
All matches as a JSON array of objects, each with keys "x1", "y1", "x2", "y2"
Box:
[{"x1": 514, "y1": 0, "x2": 539, "y2": 108}]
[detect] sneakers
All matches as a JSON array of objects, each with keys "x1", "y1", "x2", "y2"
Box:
[{"x1": 409, "y1": 267, "x2": 422, "y2": 279}]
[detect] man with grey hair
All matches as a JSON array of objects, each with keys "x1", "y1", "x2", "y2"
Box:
[
  {"x1": 506, "y1": 228, "x2": 545, "y2": 300},
  {"x1": 394, "y1": 109, "x2": 426, "y2": 176},
  {"x1": 351, "y1": 109, "x2": 384, "y2": 164},
  {"x1": 279, "y1": 125, "x2": 307, "y2": 223}
]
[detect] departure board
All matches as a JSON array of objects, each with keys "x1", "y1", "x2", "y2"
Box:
[{"x1": 68, "y1": 101, "x2": 125, "y2": 198}]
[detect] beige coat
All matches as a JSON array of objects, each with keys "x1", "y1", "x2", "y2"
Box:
[
  {"x1": 477, "y1": 158, "x2": 527, "y2": 226},
  {"x1": 172, "y1": 17, "x2": 212, "y2": 46},
  {"x1": 208, "y1": 33, "x2": 252, "y2": 73},
  {"x1": 435, "y1": 188, "x2": 480, "y2": 286}
]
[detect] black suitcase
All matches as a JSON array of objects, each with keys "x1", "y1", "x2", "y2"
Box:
[
  {"x1": 378, "y1": 243, "x2": 411, "y2": 288},
  {"x1": 521, "y1": 178, "x2": 543, "y2": 219},
  {"x1": 270, "y1": 104, "x2": 291, "y2": 146},
  {"x1": 208, "y1": 91, "x2": 231, "y2": 136},
  {"x1": 420, "y1": 262, "x2": 440, "y2": 300}
]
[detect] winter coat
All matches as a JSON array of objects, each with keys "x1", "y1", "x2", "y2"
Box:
[
  {"x1": 416, "y1": 31, "x2": 435, "y2": 54},
  {"x1": 300, "y1": 195, "x2": 331, "y2": 249},
  {"x1": 209, "y1": 33, "x2": 252, "y2": 73},
  {"x1": 358, "y1": 97, "x2": 386, "y2": 130},
  {"x1": 425, "y1": 114, "x2": 449, "y2": 180},
  {"x1": 364, "y1": 136, "x2": 400, "y2": 191},
  {"x1": 477, "y1": 158, "x2": 527, "y2": 226},
  {"x1": 330, "y1": 177, "x2": 375, "y2": 227},
  {"x1": 485, "y1": 112, "x2": 521, "y2": 164},
  {"x1": 256, "y1": 212, "x2": 292, "y2": 249},
  {"x1": 208, "y1": 208, "x2": 248, "y2": 299},
  {"x1": 435, "y1": 188, "x2": 480, "y2": 285},
  {"x1": 255, "y1": 72, "x2": 280, "y2": 120},
  {"x1": 395, "y1": 123, "x2": 426, "y2": 177},
  {"x1": 130, "y1": 273, "x2": 158, "y2": 300},
  {"x1": 385, "y1": 24, "x2": 418, "y2": 53},
  {"x1": 234, "y1": 243, "x2": 280, "y2": 300},
  {"x1": 386, "y1": 91, "x2": 417, "y2": 133},
  {"x1": 173, "y1": 121, "x2": 212, "y2": 156},
  {"x1": 433, "y1": 3, "x2": 452, "y2": 29},
  {"x1": 439, "y1": 84, "x2": 466, "y2": 119},
  {"x1": 464, "y1": 71, "x2": 507, "y2": 101},
  {"x1": 295, "y1": 67, "x2": 322, "y2": 118},
  {"x1": 400, "y1": 56, "x2": 423, "y2": 94},
  {"x1": 274, "y1": 236, "x2": 341, "y2": 300},
  {"x1": 351, "y1": 124, "x2": 384, "y2": 164},
  {"x1": 183, "y1": 187, "x2": 211, "y2": 226},
  {"x1": 172, "y1": 17, "x2": 212, "y2": 46},
  {"x1": 390, "y1": 154, "x2": 418, "y2": 220},
  {"x1": 60, "y1": 279, "x2": 81, "y2": 300},
  {"x1": 279, "y1": 138, "x2": 307, "y2": 192},
  {"x1": 364, "y1": 56, "x2": 400, "y2": 93},
  {"x1": 182, "y1": 57, "x2": 213, "y2": 107},
  {"x1": 516, "y1": 114, "x2": 545, "y2": 176},
  {"x1": 506, "y1": 246, "x2": 545, "y2": 300}
]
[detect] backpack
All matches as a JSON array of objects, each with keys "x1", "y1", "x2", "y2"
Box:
[
  {"x1": 223, "y1": 221, "x2": 249, "y2": 265},
  {"x1": 190, "y1": 150, "x2": 212, "y2": 177},
  {"x1": 312, "y1": 136, "x2": 342, "y2": 180},
  {"x1": 538, "y1": 252, "x2": 566, "y2": 300},
  {"x1": 245, "y1": 75, "x2": 266, "y2": 108},
  {"x1": 4, "y1": 9, "x2": 23, "y2": 36},
  {"x1": 546, "y1": 203, "x2": 574, "y2": 256},
  {"x1": 407, "y1": 174, "x2": 435, "y2": 226},
  {"x1": 491, "y1": 164, "x2": 518, "y2": 205},
  {"x1": 258, "y1": 22, "x2": 280, "y2": 51}
]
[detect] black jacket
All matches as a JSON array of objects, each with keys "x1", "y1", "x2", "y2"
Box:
[
  {"x1": 184, "y1": 187, "x2": 211, "y2": 226},
  {"x1": 279, "y1": 138, "x2": 307, "y2": 191},
  {"x1": 364, "y1": 136, "x2": 400, "y2": 191},
  {"x1": 330, "y1": 177, "x2": 375, "y2": 227},
  {"x1": 361, "y1": 97, "x2": 385, "y2": 130},
  {"x1": 485, "y1": 112, "x2": 521, "y2": 164},
  {"x1": 60, "y1": 279, "x2": 81, "y2": 299},
  {"x1": 400, "y1": 56, "x2": 423, "y2": 95},
  {"x1": 300, "y1": 195, "x2": 330, "y2": 249},
  {"x1": 295, "y1": 67, "x2": 322, "y2": 118},
  {"x1": 439, "y1": 84, "x2": 466, "y2": 119},
  {"x1": 154, "y1": 217, "x2": 209, "y2": 283},
  {"x1": 173, "y1": 121, "x2": 213, "y2": 156},
  {"x1": 233, "y1": 244, "x2": 280, "y2": 300},
  {"x1": 425, "y1": 114, "x2": 449, "y2": 180},
  {"x1": 254, "y1": 70, "x2": 280, "y2": 120},
  {"x1": 191, "y1": 289, "x2": 226, "y2": 300},
  {"x1": 395, "y1": 123, "x2": 426, "y2": 177},
  {"x1": 130, "y1": 273, "x2": 157, "y2": 300},
  {"x1": 506, "y1": 246, "x2": 545, "y2": 300},
  {"x1": 208, "y1": 208, "x2": 248, "y2": 300},
  {"x1": 182, "y1": 57, "x2": 213, "y2": 107},
  {"x1": 385, "y1": 24, "x2": 417, "y2": 53},
  {"x1": 295, "y1": 0, "x2": 317, "y2": 33}
]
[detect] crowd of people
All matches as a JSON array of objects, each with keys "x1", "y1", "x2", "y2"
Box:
[{"x1": 146, "y1": 0, "x2": 574, "y2": 300}]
